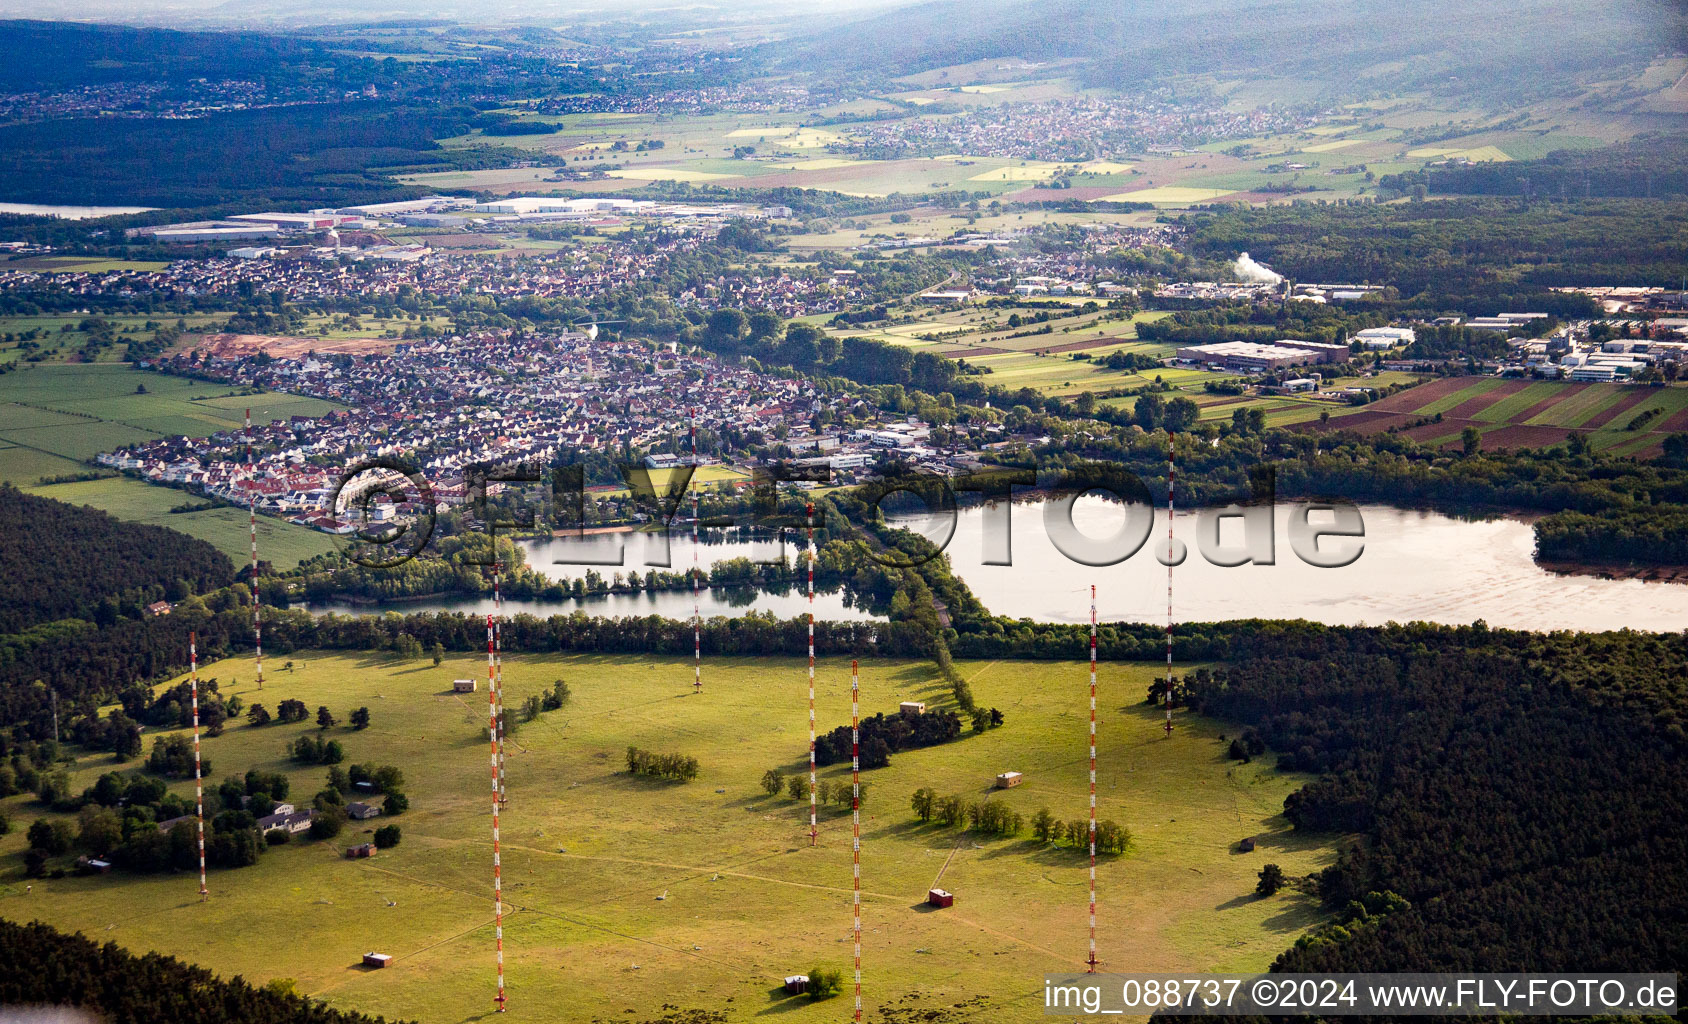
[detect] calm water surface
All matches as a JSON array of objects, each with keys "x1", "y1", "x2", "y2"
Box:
[
  {"x1": 300, "y1": 532, "x2": 876, "y2": 620},
  {"x1": 925, "y1": 500, "x2": 1688, "y2": 632},
  {"x1": 0, "y1": 203, "x2": 156, "y2": 219}
]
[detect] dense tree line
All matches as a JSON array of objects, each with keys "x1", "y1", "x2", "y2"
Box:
[
  {"x1": 1533, "y1": 507, "x2": 1688, "y2": 564},
  {"x1": 0, "y1": 102, "x2": 531, "y2": 209},
  {"x1": 0, "y1": 484, "x2": 232, "y2": 633},
  {"x1": 1382, "y1": 134, "x2": 1688, "y2": 201},
  {"x1": 0, "y1": 918, "x2": 406, "y2": 1024},
  {"x1": 1176, "y1": 622, "x2": 1688, "y2": 976},
  {"x1": 1180, "y1": 198, "x2": 1681, "y2": 297}
]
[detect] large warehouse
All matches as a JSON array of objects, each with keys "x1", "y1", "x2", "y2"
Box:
[{"x1": 1176, "y1": 340, "x2": 1337, "y2": 371}]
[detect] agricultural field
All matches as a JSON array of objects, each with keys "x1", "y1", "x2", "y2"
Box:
[
  {"x1": 0, "y1": 363, "x2": 343, "y2": 565},
  {"x1": 1, "y1": 256, "x2": 171, "y2": 273},
  {"x1": 0, "y1": 312, "x2": 228, "y2": 365},
  {"x1": 0, "y1": 652, "x2": 1338, "y2": 1023},
  {"x1": 20, "y1": 476, "x2": 338, "y2": 567},
  {"x1": 405, "y1": 63, "x2": 1672, "y2": 208},
  {"x1": 826, "y1": 307, "x2": 1185, "y2": 398},
  {"x1": 1302, "y1": 376, "x2": 1688, "y2": 455},
  {"x1": 0, "y1": 364, "x2": 341, "y2": 466}
]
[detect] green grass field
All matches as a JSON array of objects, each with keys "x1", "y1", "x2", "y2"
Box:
[
  {"x1": 0, "y1": 652, "x2": 1337, "y2": 1023},
  {"x1": 21, "y1": 476, "x2": 338, "y2": 566},
  {"x1": 0, "y1": 364, "x2": 343, "y2": 565}
]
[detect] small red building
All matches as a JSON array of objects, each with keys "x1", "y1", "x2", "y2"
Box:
[
  {"x1": 345, "y1": 843, "x2": 376, "y2": 859},
  {"x1": 927, "y1": 888, "x2": 954, "y2": 908},
  {"x1": 363, "y1": 952, "x2": 392, "y2": 969}
]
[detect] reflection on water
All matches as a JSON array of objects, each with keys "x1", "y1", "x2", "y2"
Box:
[
  {"x1": 0, "y1": 202, "x2": 156, "y2": 219},
  {"x1": 517, "y1": 530, "x2": 791, "y2": 578},
  {"x1": 928, "y1": 499, "x2": 1688, "y2": 632},
  {"x1": 299, "y1": 531, "x2": 873, "y2": 620},
  {"x1": 298, "y1": 585, "x2": 874, "y2": 621},
  {"x1": 295, "y1": 503, "x2": 1688, "y2": 631}
]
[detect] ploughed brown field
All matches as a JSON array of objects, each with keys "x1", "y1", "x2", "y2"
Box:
[{"x1": 1305, "y1": 376, "x2": 1688, "y2": 456}]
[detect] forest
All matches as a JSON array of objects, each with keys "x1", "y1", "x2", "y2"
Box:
[
  {"x1": 0, "y1": 103, "x2": 534, "y2": 208},
  {"x1": 0, "y1": 918, "x2": 404, "y2": 1024},
  {"x1": 0, "y1": 484, "x2": 232, "y2": 634},
  {"x1": 1179, "y1": 199, "x2": 1688, "y2": 295},
  {"x1": 1181, "y1": 623, "x2": 1688, "y2": 978},
  {"x1": 1381, "y1": 134, "x2": 1688, "y2": 201}
]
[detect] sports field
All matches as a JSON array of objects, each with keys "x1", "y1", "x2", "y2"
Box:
[
  {"x1": 0, "y1": 652, "x2": 1337, "y2": 1023},
  {"x1": 1301, "y1": 376, "x2": 1688, "y2": 455}
]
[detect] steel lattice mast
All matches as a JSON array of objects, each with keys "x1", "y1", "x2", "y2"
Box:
[
  {"x1": 1086, "y1": 587, "x2": 1099, "y2": 971},
  {"x1": 1165, "y1": 431, "x2": 1175, "y2": 735},
  {"x1": 850, "y1": 658, "x2": 863, "y2": 1023},
  {"x1": 807, "y1": 500, "x2": 817, "y2": 846},
  {"x1": 246, "y1": 409, "x2": 262, "y2": 690},
  {"x1": 190, "y1": 631, "x2": 207, "y2": 902},
  {"x1": 692, "y1": 409, "x2": 701, "y2": 696},
  {"x1": 487, "y1": 613, "x2": 506, "y2": 1012},
  {"x1": 494, "y1": 561, "x2": 506, "y2": 807}
]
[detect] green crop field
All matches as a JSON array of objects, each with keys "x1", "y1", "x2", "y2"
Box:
[
  {"x1": 0, "y1": 364, "x2": 344, "y2": 564},
  {"x1": 0, "y1": 364, "x2": 342, "y2": 467},
  {"x1": 21, "y1": 476, "x2": 339, "y2": 566},
  {"x1": 0, "y1": 652, "x2": 1337, "y2": 1023}
]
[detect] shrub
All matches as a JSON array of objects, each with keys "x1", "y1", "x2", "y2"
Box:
[
  {"x1": 373, "y1": 825, "x2": 401, "y2": 849},
  {"x1": 308, "y1": 808, "x2": 346, "y2": 840},
  {"x1": 265, "y1": 828, "x2": 290, "y2": 846},
  {"x1": 806, "y1": 967, "x2": 843, "y2": 1000},
  {"x1": 623, "y1": 747, "x2": 698, "y2": 781}
]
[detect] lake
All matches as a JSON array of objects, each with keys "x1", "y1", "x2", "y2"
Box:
[
  {"x1": 298, "y1": 530, "x2": 878, "y2": 621},
  {"x1": 909, "y1": 500, "x2": 1688, "y2": 633},
  {"x1": 0, "y1": 203, "x2": 156, "y2": 219},
  {"x1": 299, "y1": 503, "x2": 1688, "y2": 631}
]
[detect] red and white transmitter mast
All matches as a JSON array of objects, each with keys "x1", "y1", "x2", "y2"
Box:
[
  {"x1": 806, "y1": 499, "x2": 818, "y2": 846},
  {"x1": 487, "y1": 610, "x2": 507, "y2": 1012},
  {"x1": 1164, "y1": 431, "x2": 1175, "y2": 735},
  {"x1": 245, "y1": 409, "x2": 262, "y2": 690},
  {"x1": 1086, "y1": 586, "x2": 1099, "y2": 971},
  {"x1": 850, "y1": 659, "x2": 863, "y2": 1024},
  {"x1": 691, "y1": 408, "x2": 702, "y2": 696},
  {"x1": 190, "y1": 631, "x2": 208, "y2": 902}
]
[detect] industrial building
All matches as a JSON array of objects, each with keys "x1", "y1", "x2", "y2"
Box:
[
  {"x1": 1353, "y1": 327, "x2": 1415, "y2": 349},
  {"x1": 143, "y1": 225, "x2": 280, "y2": 243},
  {"x1": 1176, "y1": 340, "x2": 1332, "y2": 371}
]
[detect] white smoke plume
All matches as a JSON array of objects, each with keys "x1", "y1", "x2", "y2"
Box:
[{"x1": 1233, "y1": 251, "x2": 1283, "y2": 284}]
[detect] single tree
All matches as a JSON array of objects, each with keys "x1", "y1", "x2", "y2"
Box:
[
  {"x1": 1257, "y1": 863, "x2": 1286, "y2": 897},
  {"x1": 316, "y1": 706, "x2": 336, "y2": 730},
  {"x1": 349, "y1": 706, "x2": 370, "y2": 730}
]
